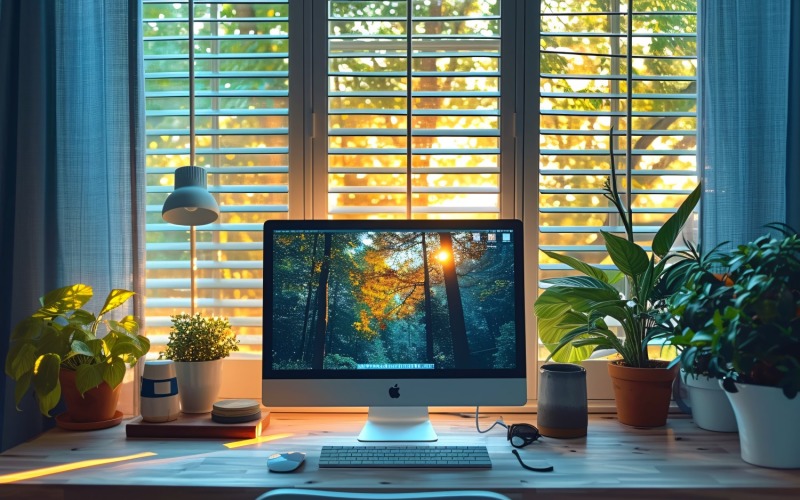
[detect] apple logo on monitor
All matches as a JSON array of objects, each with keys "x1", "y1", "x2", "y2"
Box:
[{"x1": 389, "y1": 384, "x2": 400, "y2": 398}]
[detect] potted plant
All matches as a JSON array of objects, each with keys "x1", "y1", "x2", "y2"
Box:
[
  {"x1": 161, "y1": 313, "x2": 239, "y2": 413},
  {"x1": 666, "y1": 246, "x2": 738, "y2": 432},
  {"x1": 534, "y1": 135, "x2": 701, "y2": 427},
  {"x1": 680, "y1": 226, "x2": 800, "y2": 467},
  {"x1": 5, "y1": 284, "x2": 149, "y2": 427}
]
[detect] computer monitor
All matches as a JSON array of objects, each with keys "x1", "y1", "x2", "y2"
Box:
[{"x1": 262, "y1": 219, "x2": 527, "y2": 442}]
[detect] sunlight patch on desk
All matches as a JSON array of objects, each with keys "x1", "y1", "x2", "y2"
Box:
[
  {"x1": 224, "y1": 433, "x2": 294, "y2": 449},
  {"x1": 0, "y1": 452, "x2": 157, "y2": 484}
]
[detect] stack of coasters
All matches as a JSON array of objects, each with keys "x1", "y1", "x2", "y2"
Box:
[{"x1": 211, "y1": 399, "x2": 262, "y2": 424}]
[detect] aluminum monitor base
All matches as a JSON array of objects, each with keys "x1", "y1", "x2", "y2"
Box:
[{"x1": 357, "y1": 407, "x2": 438, "y2": 442}]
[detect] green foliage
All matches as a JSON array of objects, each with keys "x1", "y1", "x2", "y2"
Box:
[
  {"x1": 323, "y1": 354, "x2": 358, "y2": 370},
  {"x1": 493, "y1": 322, "x2": 516, "y2": 369},
  {"x1": 161, "y1": 313, "x2": 239, "y2": 362},
  {"x1": 5, "y1": 284, "x2": 149, "y2": 417},
  {"x1": 668, "y1": 226, "x2": 800, "y2": 398},
  {"x1": 534, "y1": 133, "x2": 701, "y2": 368}
]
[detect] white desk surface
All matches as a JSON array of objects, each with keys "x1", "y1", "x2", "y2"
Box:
[{"x1": 1, "y1": 412, "x2": 799, "y2": 499}]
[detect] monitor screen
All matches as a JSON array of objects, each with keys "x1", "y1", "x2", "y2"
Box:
[{"x1": 262, "y1": 219, "x2": 527, "y2": 440}]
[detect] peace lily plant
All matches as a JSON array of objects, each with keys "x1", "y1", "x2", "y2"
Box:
[{"x1": 534, "y1": 175, "x2": 701, "y2": 367}]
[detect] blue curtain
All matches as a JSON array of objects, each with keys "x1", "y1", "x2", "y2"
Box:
[
  {"x1": 787, "y1": 2, "x2": 800, "y2": 232},
  {"x1": 0, "y1": 0, "x2": 145, "y2": 451},
  {"x1": 700, "y1": 0, "x2": 798, "y2": 247}
]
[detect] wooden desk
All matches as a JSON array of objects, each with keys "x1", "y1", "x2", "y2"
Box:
[{"x1": 1, "y1": 412, "x2": 799, "y2": 499}]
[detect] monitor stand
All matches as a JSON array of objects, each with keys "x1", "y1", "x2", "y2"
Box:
[{"x1": 357, "y1": 407, "x2": 438, "y2": 442}]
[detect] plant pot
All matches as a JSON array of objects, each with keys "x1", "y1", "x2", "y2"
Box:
[
  {"x1": 537, "y1": 363, "x2": 587, "y2": 438},
  {"x1": 683, "y1": 371, "x2": 737, "y2": 432},
  {"x1": 608, "y1": 360, "x2": 678, "y2": 427},
  {"x1": 723, "y1": 381, "x2": 800, "y2": 468},
  {"x1": 59, "y1": 368, "x2": 121, "y2": 423},
  {"x1": 174, "y1": 359, "x2": 223, "y2": 413}
]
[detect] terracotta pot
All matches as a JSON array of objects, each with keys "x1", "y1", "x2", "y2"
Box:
[
  {"x1": 59, "y1": 369, "x2": 121, "y2": 423},
  {"x1": 608, "y1": 360, "x2": 678, "y2": 427}
]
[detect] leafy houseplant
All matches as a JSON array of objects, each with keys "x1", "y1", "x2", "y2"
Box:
[
  {"x1": 533, "y1": 136, "x2": 701, "y2": 426},
  {"x1": 664, "y1": 246, "x2": 738, "y2": 432},
  {"x1": 161, "y1": 313, "x2": 238, "y2": 413},
  {"x1": 161, "y1": 313, "x2": 239, "y2": 362},
  {"x1": 669, "y1": 226, "x2": 800, "y2": 467},
  {"x1": 670, "y1": 226, "x2": 800, "y2": 396},
  {"x1": 5, "y1": 284, "x2": 149, "y2": 419}
]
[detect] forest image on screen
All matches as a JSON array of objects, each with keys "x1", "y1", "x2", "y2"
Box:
[{"x1": 271, "y1": 230, "x2": 516, "y2": 371}]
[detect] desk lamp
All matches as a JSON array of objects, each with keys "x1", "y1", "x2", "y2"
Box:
[{"x1": 162, "y1": 0, "x2": 218, "y2": 315}]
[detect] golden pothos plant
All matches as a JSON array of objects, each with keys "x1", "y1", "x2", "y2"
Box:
[{"x1": 4, "y1": 284, "x2": 150, "y2": 416}]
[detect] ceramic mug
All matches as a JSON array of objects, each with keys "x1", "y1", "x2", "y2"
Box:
[
  {"x1": 537, "y1": 363, "x2": 587, "y2": 438},
  {"x1": 140, "y1": 359, "x2": 181, "y2": 422}
]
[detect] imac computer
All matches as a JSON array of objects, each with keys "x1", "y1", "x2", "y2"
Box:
[{"x1": 262, "y1": 219, "x2": 527, "y2": 441}]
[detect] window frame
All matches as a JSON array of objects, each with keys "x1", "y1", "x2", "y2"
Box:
[{"x1": 142, "y1": 0, "x2": 697, "y2": 405}]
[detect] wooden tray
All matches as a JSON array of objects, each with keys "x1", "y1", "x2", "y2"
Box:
[{"x1": 126, "y1": 411, "x2": 270, "y2": 439}]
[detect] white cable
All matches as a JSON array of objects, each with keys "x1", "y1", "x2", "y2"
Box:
[{"x1": 474, "y1": 406, "x2": 508, "y2": 434}]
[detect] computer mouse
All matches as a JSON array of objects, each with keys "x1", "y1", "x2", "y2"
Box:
[{"x1": 267, "y1": 451, "x2": 306, "y2": 473}]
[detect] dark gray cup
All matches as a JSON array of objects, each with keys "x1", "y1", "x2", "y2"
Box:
[{"x1": 537, "y1": 363, "x2": 588, "y2": 438}]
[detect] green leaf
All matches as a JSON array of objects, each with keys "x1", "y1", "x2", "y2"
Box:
[
  {"x1": 541, "y1": 250, "x2": 609, "y2": 283},
  {"x1": 84, "y1": 338, "x2": 105, "y2": 358},
  {"x1": 533, "y1": 289, "x2": 572, "y2": 319},
  {"x1": 35, "y1": 325, "x2": 70, "y2": 360},
  {"x1": 601, "y1": 231, "x2": 649, "y2": 278},
  {"x1": 652, "y1": 184, "x2": 701, "y2": 258},
  {"x1": 638, "y1": 256, "x2": 656, "y2": 305},
  {"x1": 35, "y1": 284, "x2": 93, "y2": 319},
  {"x1": 110, "y1": 335, "x2": 148, "y2": 359},
  {"x1": 136, "y1": 336, "x2": 151, "y2": 360},
  {"x1": 540, "y1": 275, "x2": 618, "y2": 292},
  {"x1": 75, "y1": 364, "x2": 105, "y2": 396},
  {"x1": 8, "y1": 342, "x2": 37, "y2": 379},
  {"x1": 538, "y1": 315, "x2": 595, "y2": 363},
  {"x1": 607, "y1": 271, "x2": 625, "y2": 284},
  {"x1": 68, "y1": 309, "x2": 96, "y2": 326},
  {"x1": 32, "y1": 353, "x2": 61, "y2": 400},
  {"x1": 14, "y1": 371, "x2": 32, "y2": 409},
  {"x1": 70, "y1": 340, "x2": 95, "y2": 357},
  {"x1": 36, "y1": 381, "x2": 61, "y2": 417},
  {"x1": 98, "y1": 289, "x2": 135, "y2": 317},
  {"x1": 102, "y1": 358, "x2": 126, "y2": 390},
  {"x1": 119, "y1": 315, "x2": 139, "y2": 335},
  {"x1": 533, "y1": 286, "x2": 619, "y2": 319},
  {"x1": 11, "y1": 317, "x2": 43, "y2": 341}
]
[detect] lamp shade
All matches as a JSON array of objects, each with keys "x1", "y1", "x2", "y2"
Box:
[{"x1": 162, "y1": 166, "x2": 220, "y2": 226}]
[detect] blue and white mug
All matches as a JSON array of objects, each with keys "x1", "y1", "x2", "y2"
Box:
[{"x1": 141, "y1": 359, "x2": 181, "y2": 422}]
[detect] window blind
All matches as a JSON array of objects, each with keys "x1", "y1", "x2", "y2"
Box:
[
  {"x1": 143, "y1": 0, "x2": 290, "y2": 351},
  {"x1": 537, "y1": 0, "x2": 698, "y2": 357},
  {"x1": 326, "y1": 0, "x2": 505, "y2": 219}
]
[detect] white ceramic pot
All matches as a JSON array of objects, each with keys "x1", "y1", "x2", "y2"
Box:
[
  {"x1": 140, "y1": 359, "x2": 181, "y2": 422},
  {"x1": 174, "y1": 359, "x2": 223, "y2": 413},
  {"x1": 684, "y1": 372, "x2": 737, "y2": 432},
  {"x1": 722, "y1": 381, "x2": 800, "y2": 468}
]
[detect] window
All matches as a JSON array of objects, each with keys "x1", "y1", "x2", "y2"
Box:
[
  {"x1": 143, "y1": 0, "x2": 517, "y2": 359},
  {"x1": 143, "y1": 0, "x2": 291, "y2": 351},
  {"x1": 537, "y1": 0, "x2": 698, "y2": 362},
  {"x1": 321, "y1": 0, "x2": 513, "y2": 219},
  {"x1": 142, "y1": 1, "x2": 698, "y2": 399}
]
